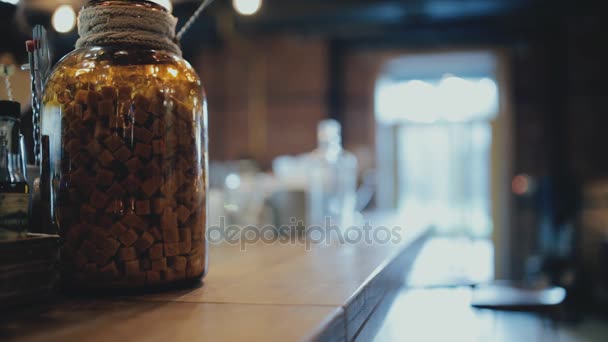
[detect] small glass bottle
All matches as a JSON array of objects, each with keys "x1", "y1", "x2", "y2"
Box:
[
  {"x1": 0, "y1": 101, "x2": 30, "y2": 239},
  {"x1": 307, "y1": 119, "x2": 357, "y2": 232}
]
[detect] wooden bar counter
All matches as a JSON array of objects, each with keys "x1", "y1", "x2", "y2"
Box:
[{"x1": 1, "y1": 213, "x2": 429, "y2": 342}]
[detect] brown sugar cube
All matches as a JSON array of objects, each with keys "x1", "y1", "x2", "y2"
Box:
[
  {"x1": 150, "y1": 226, "x2": 162, "y2": 241},
  {"x1": 151, "y1": 120, "x2": 163, "y2": 137},
  {"x1": 179, "y1": 240, "x2": 192, "y2": 254},
  {"x1": 148, "y1": 98, "x2": 164, "y2": 116},
  {"x1": 140, "y1": 258, "x2": 152, "y2": 271},
  {"x1": 95, "y1": 169, "x2": 115, "y2": 187},
  {"x1": 151, "y1": 258, "x2": 167, "y2": 271},
  {"x1": 118, "y1": 229, "x2": 138, "y2": 247},
  {"x1": 160, "y1": 178, "x2": 177, "y2": 197},
  {"x1": 134, "y1": 143, "x2": 152, "y2": 159},
  {"x1": 98, "y1": 149, "x2": 115, "y2": 167},
  {"x1": 140, "y1": 177, "x2": 160, "y2": 197},
  {"x1": 161, "y1": 209, "x2": 178, "y2": 231},
  {"x1": 135, "y1": 200, "x2": 151, "y2": 215},
  {"x1": 75, "y1": 90, "x2": 89, "y2": 104},
  {"x1": 86, "y1": 140, "x2": 101, "y2": 156},
  {"x1": 121, "y1": 211, "x2": 147, "y2": 231},
  {"x1": 172, "y1": 97, "x2": 191, "y2": 121},
  {"x1": 79, "y1": 181, "x2": 96, "y2": 198},
  {"x1": 141, "y1": 161, "x2": 160, "y2": 179},
  {"x1": 80, "y1": 204, "x2": 97, "y2": 222},
  {"x1": 110, "y1": 222, "x2": 127, "y2": 238},
  {"x1": 104, "y1": 134, "x2": 123, "y2": 152},
  {"x1": 95, "y1": 236, "x2": 120, "y2": 256},
  {"x1": 125, "y1": 157, "x2": 140, "y2": 173},
  {"x1": 98, "y1": 215, "x2": 114, "y2": 228},
  {"x1": 94, "y1": 121, "x2": 111, "y2": 140},
  {"x1": 118, "y1": 85, "x2": 132, "y2": 101},
  {"x1": 72, "y1": 152, "x2": 91, "y2": 167},
  {"x1": 69, "y1": 167, "x2": 89, "y2": 185},
  {"x1": 66, "y1": 139, "x2": 83, "y2": 155},
  {"x1": 108, "y1": 112, "x2": 118, "y2": 129},
  {"x1": 90, "y1": 248, "x2": 111, "y2": 266},
  {"x1": 122, "y1": 174, "x2": 141, "y2": 194},
  {"x1": 118, "y1": 247, "x2": 137, "y2": 261},
  {"x1": 107, "y1": 182, "x2": 126, "y2": 198},
  {"x1": 105, "y1": 199, "x2": 124, "y2": 217},
  {"x1": 174, "y1": 268, "x2": 187, "y2": 280},
  {"x1": 162, "y1": 227, "x2": 179, "y2": 243},
  {"x1": 161, "y1": 269, "x2": 175, "y2": 281},
  {"x1": 87, "y1": 90, "x2": 101, "y2": 109},
  {"x1": 133, "y1": 94, "x2": 150, "y2": 111},
  {"x1": 146, "y1": 270, "x2": 161, "y2": 283},
  {"x1": 97, "y1": 99, "x2": 114, "y2": 119},
  {"x1": 101, "y1": 86, "x2": 118, "y2": 101},
  {"x1": 100, "y1": 261, "x2": 119, "y2": 277},
  {"x1": 90, "y1": 190, "x2": 110, "y2": 209},
  {"x1": 134, "y1": 109, "x2": 149, "y2": 126},
  {"x1": 164, "y1": 242, "x2": 180, "y2": 257},
  {"x1": 149, "y1": 243, "x2": 164, "y2": 260},
  {"x1": 83, "y1": 109, "x2": 96, "y2": 123},
  {"x1": 190, "y1": 241, "x2": 203, "y2": 255},
  {"x1": 114, "y1": 145, "x2": 132, "y2": 162},
  {"x1": 152, "y1": 198, "x2": 166, "y2": 215},
  {"x1": 176, "y1": 205, "x2": 191, "y2": 225},
  {"x1": 89, "y1": 225, "x2": 109, "y2": 240},
  {"x1": 134, "y1": 232, "x2": 155, "y2": 253},
  {"x1": 168, "y1": 256, "x2": 187, "y2": 271},
  {"x1": 152, "y1": 139, "x2": 164, "y2": 155},
  {"x1": 180, "y1": 228, "x2": 192, "y2": 243},
  {"x1": 100, "y1": 238, "x2": 120, "y2": 256},
  {"x1": 135, "y1": 126, "x2": 154, "y2": 143},
  {"x1": 124, "y1": 259, "x2": 141, "y2": 276}
]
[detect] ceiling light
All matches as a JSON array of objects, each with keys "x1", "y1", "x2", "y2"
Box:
[
  {"x1": 52, "y1": 5, "x2": 77, "y2": 34},
  {"x1": 233, "y1": 0, "x2": 262, "y2": 16}
]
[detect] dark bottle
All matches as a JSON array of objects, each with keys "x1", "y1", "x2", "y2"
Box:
[{"x1": 0, "y1": 101, "x2": 30, "y2": 239}]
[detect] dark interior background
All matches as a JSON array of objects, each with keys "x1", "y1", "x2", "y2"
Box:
[{"x1": 2, "y1": 0, "x2": 608, "y2": 309}]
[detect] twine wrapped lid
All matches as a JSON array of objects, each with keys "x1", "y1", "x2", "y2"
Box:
[{"x1": 75, "y1": 0, "x2": 182, "y2": 56}]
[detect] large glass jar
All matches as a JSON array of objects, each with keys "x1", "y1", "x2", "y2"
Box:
[{"x1": 42, "y1": 0, "x2": 207, "y2": 290}]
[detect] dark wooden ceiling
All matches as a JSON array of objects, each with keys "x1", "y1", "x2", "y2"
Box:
[{"x1": 0, "y1": 0, "x2": 583, "y2": 60}]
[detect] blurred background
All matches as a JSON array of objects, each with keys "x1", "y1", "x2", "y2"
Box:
[{"x1": 2, "y1": 0, "x2": 608, "y2": 338}]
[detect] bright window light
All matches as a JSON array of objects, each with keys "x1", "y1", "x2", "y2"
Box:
[
  {"x1": 233, "y1": 0, "x2": 262, "y2": 16},
  {"x1": 52, "y1": 5, "x2": 77, "y2": 34},
  {"x1": 0, "y1": 0, "x2": 19, "y2": 5},
  {"x1": 376, "y1": 75, "x2": 498, "y2": 124}
]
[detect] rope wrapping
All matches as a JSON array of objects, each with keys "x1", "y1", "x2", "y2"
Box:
[{"x1": 75, "y1": 4, "x2": 182, "y2": 56}]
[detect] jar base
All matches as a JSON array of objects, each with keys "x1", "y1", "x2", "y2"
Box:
[{"x1": 59, "y1": 273, "x2": 205, "y2": 296}]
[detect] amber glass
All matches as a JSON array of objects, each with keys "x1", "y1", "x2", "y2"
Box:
[{"x1": 42, "y1": 14, "x2": 208, "y2": 290}]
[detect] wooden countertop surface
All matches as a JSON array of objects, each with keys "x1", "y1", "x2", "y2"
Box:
[{"x1": 1, "y1": 213, "x2": 429, "y2": 342}]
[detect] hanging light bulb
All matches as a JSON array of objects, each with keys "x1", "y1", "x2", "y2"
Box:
[
  {"x1": 233, "y1": 0, "x2": 262, "y2": 16},
  {"x1": 52, "y1": 5, "x2": 77, "y2": 33}
]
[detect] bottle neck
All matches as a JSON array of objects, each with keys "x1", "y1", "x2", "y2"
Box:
[{"x1": 317, "y1": 136, "x2": 343, "y2": 161}]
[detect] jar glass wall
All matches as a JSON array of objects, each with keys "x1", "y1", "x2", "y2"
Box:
[{"x1": 42, "y1": 45, "x2": 208, "y2": 290}]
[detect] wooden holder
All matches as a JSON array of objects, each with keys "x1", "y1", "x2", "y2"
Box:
[{"x1": 0, "y1": 233, "x2": 59, "y2": 310}]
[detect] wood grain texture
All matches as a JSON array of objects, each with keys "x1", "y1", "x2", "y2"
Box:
[
  {"x1": 2, "y1": 300, "x2": 342, "y2": 342},
  {"x1": 2, "y1": 214, "x2": 428, "y2": 341}
]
